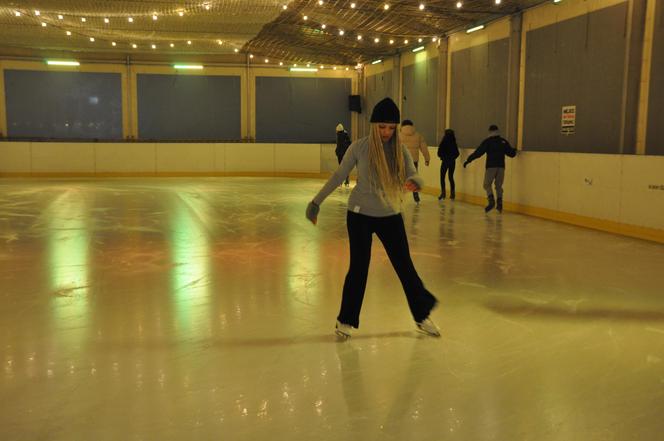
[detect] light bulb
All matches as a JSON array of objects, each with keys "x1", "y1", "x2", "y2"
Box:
[
  {"x1": 66, "y1": 31, "x2": 71, "y2": 36},
  {"x1": 90, "y1": 37, "x2": 95, "y2": 42},
  {"x1": 81, "y1": 17, "x2": 86, "y2": 22},
  {"x1": 112, "y1": 41, "x2": 116, "y2": 46},
  {"x1": 339, "y1": 29, "x2": 345, "y2": 35},
  {"x1": 35, "y1": 10, "x2": 40, "y2": 16},
  {"x1": 104, "y1": 18, "x2": 109, "y2": 23},
  {"x1": 128, "y1": 17, "x2": 133, "y2": 22},
  {"x1": 384, "y1": 4, "x2": 390, "y2": 10},
  {"x1": 58, "y1": 14, "x2": 63, "y2": 19},
  {"x1": 350, "y1": 3, "x2": 356, "y2": 8},
  {"x1": 419, "y1": 3, "x2": 425, "y2": 10}
]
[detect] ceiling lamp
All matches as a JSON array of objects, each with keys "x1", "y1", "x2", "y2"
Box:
[
  {"x1": 339, "y1": 29, "x2": 345, "y2": 35},
  {"x1": 383, "y1": 4, "x2": 390, "y2": 10},
  {"x1": 58, "y1": 14, "x2": 63, "y2": 19},
  {"x1": 153, "y1": 14, "x2": 158, "y2": 20},
  {"x1": 14, "y1": 11, "x2": 21, "y2": 16},
  {"x1": 66, "y1": 31, "x2": 71, "y2": 36},
  {"x1": 350, "y1": 3, "x2": 356, "y2": 8},
  {"x1": 35, "y1": 10, "x2": 40, "y2": 16},
  {"x1": 466, "y1": 25, "x2": 484, "y2": 33},
  {"x1": 419, "y1": 3, "x2": 425, "y2": 10},
  {"x1": 89, "y1": 37, "x2": 95, "y2": 42},
  {"x1": 290, "y1": 67, "x2": 318, "y2": 72},
  {"x1": 357, "y1": 35, "x2": 363, "y2": 40},
  {"x1": 46, "y1": 60, "x2": 80, "y2": 66},
  {"x1": 456, "y1": 1, "x2": 463, "y2": 8},
  {"x1": 174, "y1": 64, "x2": 203, "y2": 69},
  {"x1": 112, "y1": 42, "x2": 116, "y2": 46},
  {"x1": 374, "y1": 37, "x2": 380, "y2": 43},
  {"x1": 104, "y1": 18, "x2": 109, "y2": 23},
  {"x1": 128, "y1": 17, "x2": 133, "y2": 23},
  {"x1": 81, "y1": 17, "x2": 86, "y2": 22}
]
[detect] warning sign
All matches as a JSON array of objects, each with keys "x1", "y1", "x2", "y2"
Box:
[{"x1": 561, "y1": 105, "x2": 576, "y2": 135}]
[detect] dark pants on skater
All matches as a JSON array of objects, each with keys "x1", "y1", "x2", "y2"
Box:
[
  {"x1": 440, "y1": 161, "x2": 455, "y2": 198},
  {"x1": 412, "y1": 162, "x2": 420, "y2": 202},
  {"x1": 337, "y1": 155, "x2": 350, "y2": 185},
  {"x1": 338, "y1": 211, "x2": 438, "y2": 328}
]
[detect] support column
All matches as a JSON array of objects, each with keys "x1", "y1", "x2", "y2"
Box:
[
  {"x1": 620, "y1": 0, "x2": 647, "y2": 154},
  {"x1": 506, "y1": 12, "x2": 522, "y2": 147},
  {"x1": 636, "y1": 0, "x2": 657, "y2": 154},
  {"x1": 436, "y1": 38, "x2": 449, "y2": 142}
]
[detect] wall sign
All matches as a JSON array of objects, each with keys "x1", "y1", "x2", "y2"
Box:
[{"x1": 561, "y1": 105, "x2": 576, "y2": 135}]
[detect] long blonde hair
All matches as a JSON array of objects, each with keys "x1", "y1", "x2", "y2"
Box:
[{"x1": 368, "y1": 123, "x2": 406, "y2": 209}]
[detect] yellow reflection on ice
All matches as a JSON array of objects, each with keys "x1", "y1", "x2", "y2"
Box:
[
  {"x1": 169, "y1": 192, "x2": 211, "y2": 333},
  {"x1": 47, "y1": 190, "x2": 90, "y2": 329}
]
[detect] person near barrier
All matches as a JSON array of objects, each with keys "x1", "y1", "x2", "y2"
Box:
[
  {"x1": 437, "y1": 129, "x2": 459, "y2": 200},
  {"x1": 463, "y1": 124, "x2": 517, "y2": 213}
]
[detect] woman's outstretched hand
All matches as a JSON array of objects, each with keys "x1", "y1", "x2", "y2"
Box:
[
  {"x1": 404, "y1": 180, "x2": 419, "y2": 192},
  {"x1": 305, "y1": 201, "x2": 319, "y2": 225}
]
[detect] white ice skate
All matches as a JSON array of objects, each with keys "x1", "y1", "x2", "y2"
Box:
[
  {"x1": 416, "y1": 318, "x2": 441, "y2": 337},
  {"x1": 335, "y1": 320, "x2": 353, "y2": 338}
]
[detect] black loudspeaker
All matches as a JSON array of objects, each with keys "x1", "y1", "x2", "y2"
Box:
[{"x1": 349, "y1": 95, "x2": 362, "y2": 113}]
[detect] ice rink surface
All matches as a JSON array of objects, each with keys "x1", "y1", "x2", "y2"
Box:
[{"x1": 1, "y1": 177, "x2": 663, "y2": 440}]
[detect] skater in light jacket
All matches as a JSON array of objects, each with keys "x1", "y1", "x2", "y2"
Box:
[{"x1": 305, "y1": 97, "x2": 440, "y2": 338}]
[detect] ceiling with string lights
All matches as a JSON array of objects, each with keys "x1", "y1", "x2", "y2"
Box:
[{"x1": 0, "y1": 0, "x2": 546, "y2": 66}]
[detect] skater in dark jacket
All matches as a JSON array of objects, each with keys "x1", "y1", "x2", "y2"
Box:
[
  {"x1": 305, "y1": 98, "x2": 440, "y2": 338},
  {"x1": 463, "y1": 124, "x2": 517, "y2": 213},
  {"x1": 335, "y1": 123, "x2": 352, "y2": 186},
  {"x1": 437, "y1": 129, "x2": 459, "y2": 200}
]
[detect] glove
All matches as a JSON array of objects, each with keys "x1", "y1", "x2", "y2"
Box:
[
  {"x1": 463, "y1": 160, "x2": 469, "y2": 168},
  {"x1": 305, "y1": 201, "x2": 320, "y2": 225}
]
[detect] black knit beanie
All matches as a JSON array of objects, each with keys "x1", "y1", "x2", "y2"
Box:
[{"x1": 370, "y1": 97, "x2": 400, "y2": 123}]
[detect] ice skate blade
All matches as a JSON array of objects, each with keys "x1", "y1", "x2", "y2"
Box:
[
  {"x1": 416, "y1": 327, "x2": 441, "y2": 338},
  {"x1": 335, "y1": 329, "x2": 351, "y2": 339}
]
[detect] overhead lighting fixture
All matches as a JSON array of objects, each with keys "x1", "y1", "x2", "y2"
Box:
[
  {"x1": 104, "y1": 18, "x2": 109, "y2": 23},
  {"x1": 14, "y1": 11, "x2": 21, "y2": 17},
  {"x1": 419, "y1": 3, "x2": 425, "y2": 10},
  {"x1": 41, "y1": 22, "x2": 46, "y2": 27},
  {"x1": 112, "y1": 41, "x2": 116, "y2": 46},
  {"x1": 151, "y1": 44, "x2": 156, "y2": 49},
  {"x1": 303, "y1": 15, "x2": 308, "y2": 20},
  {"x1": 289, "y1": 67, "x2": 318, "y2": 72},
  {"x1": 58, "y1": 14, "x2": 64, "y2": 19},
  {"x1": 187, "y1": 40, "x2": 192, "y2": 45},
  {"x1": 456, "y1": 1, "x2": 463, "y2": 8},
  {"x1": 66, "y1": 31, "x2": 71, "y2": 36},
  {"x1": 265, "y1": 59, "x2": 269, "y2": 63},
  {"x1": 389, "y1": 39, "x2": 394, "y2": 44},
  {"x1": 374, "y1": 37, "x2": 380, "y2": 43},
  {"x1": 412, "y1": 46, "x2": 425, "y2": 52},
  {"x1": 89, "y1": 37, "x2": 95, "y2": 42},
  {"x1": 339, "y1": 29, "x2": 345, "y2": 35},
  {"x1": 321, "y1": 24, "x2": 327, "y2": 29},
  {"x1": 333, "y1": 66, "x2": 337, "y2": 70},
  {"x1": 205, "y1": 4, "x2": 211, "y2": 10},
  {"x1": 418, "y1": 38, "x2": 423, "y2": 43},
  {"x1": 350, "y1": 2, "x2": 356, "y2": 8},
  {"x1": 250, "y1": 54, "x2": 254, "y2": 58},
  {"x1": 345, "y1": 67, "x2": 349, "y2": 70},
  {"x1": 466, "y1": 25, "x2": 485, "y2": 33},
  {"x1": 170, "y1": 43, "x2": 175, "y2": 47},
  {"x1": 320, "y1": 65, "x2": 325, "y2": 68},
  {"x1": 46, "y1": 60, "x2": 80, "y2": 66},
  {"x1": 153, "y1": 14, "x2": 158, "y2": 20},
  {"x1": 128, "y1": 17, "x2": 133, "y2": 23},
  {"x1": 306, "y1": 63, "x2": 311, "y2": 67},
  {"x1": 234, "y1": 48, "x2": 239, "y2": 53},
  {"x1": 432, "y1": 37, "x2": 438, "y2": 42},
  {"x1": 178, "y1": 11, "x2": 185, "y2": 16},
  {"x1": 217, "y1": 40, "x2": 223, "y2": 45},
  {"x1": 383, "y1": 3, "x2": 390, "y2": 10},
  {"x1": 35, "y1": 10, "x2": 40, "y2": 16},
  {"x1": 132, "y1": 43, "x2": 137, "y2": 48},
  {"x1": 404, "y1": 39, "x2": 409, "y2": 44},
  {"x1": 174, "y1": 64, "x2": 204, "y2": 69},
  {"x1": 553, "y1": 0, "x2": 563, "y2": 3},
  {"x1": 371, "y1": 59, "x2": 382, "y2": 64},
  {"x1": 357, "y1": 35, "x2": 363, "y2": 40},
  {"x1": 318, "y1": 0, "x2": 324, "y2": 4},
  {"x1": 279, "y1": 62, "x2": 283, "y2": 66},
  {"x1": 495, "y1": 0, "x2": 501, "y2": 3},
  {"x1": 81, "y1": 17, "x2": 86, "y2": 22},
  {"x1": 46, "y1": 60, "x2": 81, "y2": 66}
]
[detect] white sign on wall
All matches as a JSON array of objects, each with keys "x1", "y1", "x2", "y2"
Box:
[{"x1": 561, "y1": 105, "x2": 576, "y2": 135}]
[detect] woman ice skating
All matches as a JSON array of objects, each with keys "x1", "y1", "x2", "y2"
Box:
[{"x1": 305, "y1": 97, "x2": 440, "y2": 338}]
